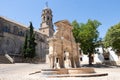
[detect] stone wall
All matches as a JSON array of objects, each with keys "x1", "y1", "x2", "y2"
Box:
[
  {"x1": 35, "y1": 32, "x2": 48, "y2": 62},
  {"x1": 0, "y1": 32, "x2": 24, "y2": 55},
  {"x1": 0, "y1": 17, "x2": 26, "y2": 55}
]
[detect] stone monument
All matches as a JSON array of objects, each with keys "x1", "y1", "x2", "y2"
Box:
[{"x1": 48, "y1": 20, "x2": 80, "y2": 69}]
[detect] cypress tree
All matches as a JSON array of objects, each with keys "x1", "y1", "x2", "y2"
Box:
[
  {"x1": 23, "y1": 34, "x2": 28, "y2": 58},
  {"x1": 23, "y1": 22, "x2": 37, "y2": 59}
]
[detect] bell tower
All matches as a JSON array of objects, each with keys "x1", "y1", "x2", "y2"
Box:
[{"x1": 39, "y1": 3, "x2": 54, "y2": 37}]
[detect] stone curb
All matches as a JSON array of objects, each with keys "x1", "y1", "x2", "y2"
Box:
[{"x1": 47, "y1": 73, "x2": 108, "y2": 78}]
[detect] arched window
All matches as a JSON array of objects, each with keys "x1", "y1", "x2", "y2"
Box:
[
  {"x1": 47, "y1": 16, "x2": 49, "y2": 20},
  {"x1": 43, "y1": 16, "x2": 45, "y2": 22},
  {"x1": 56, "y1": 58, "x2": 59, "y2": 63},
  {"x1": 47, "y1": 11, "x2": 49, "y2": 13}
]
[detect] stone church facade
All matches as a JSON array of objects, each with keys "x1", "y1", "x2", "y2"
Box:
[{"x1": 0, "y1": 7, "x2": 54, "y2": 63}]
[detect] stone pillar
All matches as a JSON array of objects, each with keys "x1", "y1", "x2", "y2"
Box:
[
  {"x1": 49, "y1": 54, "x2": 54, "y2": 68},
  {"x1": 59, "y1": 55, "x2": 64, "y2": 68},
  {"x1": 74, "y1": 56, "x2": 80, "y2": 67},
  {"x1": 70, "y1": 56, "x2": 75, "y2": 68}
]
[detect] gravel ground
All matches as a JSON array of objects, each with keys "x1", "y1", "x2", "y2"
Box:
[{"x1": 0, "y1": 63, "x2": 120, "y2": 80}]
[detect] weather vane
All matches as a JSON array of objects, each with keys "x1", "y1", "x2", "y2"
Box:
[{"x1": 46, "y1": 1, "x2": 48, "y2": 7}]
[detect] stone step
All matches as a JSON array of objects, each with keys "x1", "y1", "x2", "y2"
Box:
[{"x1": 0, "y1": 55, "x2": 13, "y2": 63}]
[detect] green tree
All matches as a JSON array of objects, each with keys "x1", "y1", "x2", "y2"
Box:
[
  {"x1": 72, "y1": 20, "x2": 80, "y2": 42},
  {"x1": 23, "y1": 22, "x2": 37, "y2": 59},
  {"x1": 72, "y1": 19, "x2": 101, "y2": 65},
  {"x1": 104, "y1": 23, "x2": 120, "y2": 55},
  {"x1": 23, "y1": 34, "x2": 28, "y2": 58}
]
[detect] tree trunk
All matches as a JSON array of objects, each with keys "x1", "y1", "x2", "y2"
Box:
[{"x1": 88, "y1": 53, "x2": 93, "y2": 65}]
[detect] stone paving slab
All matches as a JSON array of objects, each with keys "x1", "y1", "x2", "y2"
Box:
[{"x1": 0, "y1": 63, "x2": 120, "y2": 80}]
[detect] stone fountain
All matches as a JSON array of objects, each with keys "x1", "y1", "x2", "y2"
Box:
[{"x1": 41, "y1": 20, "x2": 108, "y2": 77}]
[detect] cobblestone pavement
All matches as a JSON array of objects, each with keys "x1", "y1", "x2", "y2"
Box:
[{"x1": 0, "y1": 63, "x2": 120, "y2": 80}]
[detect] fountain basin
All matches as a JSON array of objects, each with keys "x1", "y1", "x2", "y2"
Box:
[{"x1": 41, "y1": 67, "x2": 95, "y2": 75}]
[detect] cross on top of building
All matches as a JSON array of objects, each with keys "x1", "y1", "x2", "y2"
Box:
[{"x1": 46, "y1": 2, "x2": 48, "y2": 7}]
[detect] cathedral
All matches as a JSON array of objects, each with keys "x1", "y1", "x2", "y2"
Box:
[{"x1": 0, "y1": 6, "x2": 54, "y2": 63}]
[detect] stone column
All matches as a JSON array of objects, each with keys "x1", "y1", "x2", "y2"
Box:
[
  {"x1": 70, "y1": 55, "x2": 75, "y2": 68},
  {"x1": 49, "y1": 55, "x2": 54, "y2": 68},
  {"x1": 59, "y1": 55, "x2": 64, "y2": 68},
  {"x1": 74, "y1": 56, "x2": 80, "y2": 67}
]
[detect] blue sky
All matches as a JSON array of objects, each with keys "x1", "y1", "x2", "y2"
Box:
[{"x1": 0, "y1": 0, "x2": 120, "y2": 38}]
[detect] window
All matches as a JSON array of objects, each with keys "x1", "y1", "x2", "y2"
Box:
[
  {"x1": 47, "y1": 11, "x2": 49, "y2": 13},
  {"x1": 13, "y1": 26, "x2": 19, "y2": 35},
  {"x1": 47, "y1": 16, "x2": 49, "y2": 20},
  {"x1": 3, "y1": 26, "x2": 10, "y2": 32},
  {"x1": 56, "y1": 58, "x2": 59, "y2": 63},
  {"x1": 43, "y1": 16, "x2": 45, "y2": 22},
  {"x1": 18, "y1": 31, "x2": 23, "y2": 36},
  {"x1": 3, "y1": 26, "x2": 7, "y2": 32}
]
